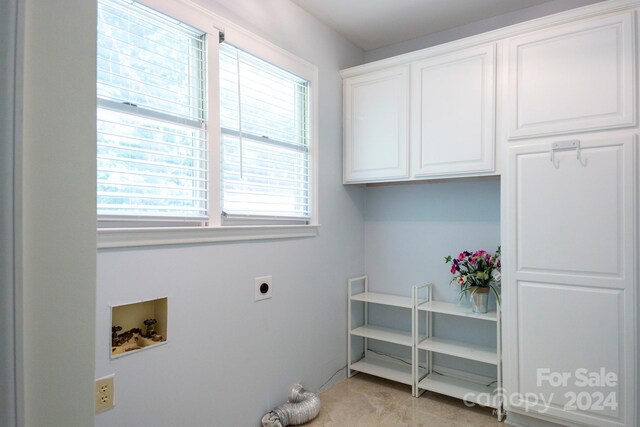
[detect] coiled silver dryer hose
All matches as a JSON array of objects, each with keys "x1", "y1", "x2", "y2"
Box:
[{"x1": 261, "y1": 384, "x2": 321, "y2": 427}]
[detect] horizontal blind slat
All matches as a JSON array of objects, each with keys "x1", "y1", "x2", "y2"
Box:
[
  {"x1": 222, "y1": 180, "x2": 309, "y2": 192},
  {"x1": 98, "y1": 142, "x2": 207, "y2": 163},
  {"x1": 98, "y1": 191, "x2": 208, "y2": 203},
  {"x1": 98, "y1": 110, "x2": 206, "y2": 140},
  {"x1": 99, "y1": 180, "x2": 208, "y2": 193},
  {"x1": 221, "y1": 155, "x2": 309, "y2": 171},
  {"x1": 98, "y1": 136, "x2": 207, "y2": 156},
  {"x1": 223, "y1": 192, "x2": 310, "y2": 202},
  {"x1": 222, "y1": 161, "x2": 309, "y2": 179},
  {"x1": 223, "y1": 209, "x2": 309, "y2": 217},
  {"x1": 98, "y1": 204, "x2": 207, "y2": 213},
  {"x1": 98, "y1": 167, "x2": 208, "y2": 183},
  {"x1": 98, "y1": 154, "x2": 208, "y2": 174}
]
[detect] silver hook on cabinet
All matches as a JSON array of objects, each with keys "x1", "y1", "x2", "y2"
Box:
[{"x1": 550, "y1": 139, "x2": 580, "y2": 164}]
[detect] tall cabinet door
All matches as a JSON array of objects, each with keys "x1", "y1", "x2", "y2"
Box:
[
  {"x1": 411, "y1": 44, "x2": 496, "y2": 178},
  {"x1": 343, "y1": 66, "x2": 410, "y2": 183},
  {"x1": 503, "y1": 134, "x2": 637, "y2": 426},
  {"x1": 506, "y1": 12, "x2": 636, "y2": 140}
]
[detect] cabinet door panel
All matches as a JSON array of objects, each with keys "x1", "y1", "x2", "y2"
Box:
[
  {"x1": 507, "y1": 12, "x2": 635, "y2": 139},
  {"x1": 516, "y1": 144, "x2": 623, "y2": 276},
  {"x1": 412, "y1": 44, "x2": 495, "y2": 177},
  {"x1": 517, "y1": 281, "x2": 623, "y2": 422},
  {"x1": 344, "y1": 66, "x2": 409, "y2": 183},
  {"x1": 503, "y1": 134, "x2": 637, "y2": 427}
]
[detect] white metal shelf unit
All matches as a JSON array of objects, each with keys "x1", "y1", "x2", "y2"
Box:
[
  {"x1": 414, "y1": 285, "x2": 503, "y2": 420},
  {"x1": 347, "y1": 276, "x2": 429, "y2": 396}
]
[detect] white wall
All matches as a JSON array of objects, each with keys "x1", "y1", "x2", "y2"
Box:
[
  {"x1": 95, "y1": 1, "x2": 365, "y2": 426},
  {"x1": 20, "y1": 0, "x2": 97, "y2": 425},
  {"x1": 364, "y1": 0, "x2": 605, "y2": 63}
]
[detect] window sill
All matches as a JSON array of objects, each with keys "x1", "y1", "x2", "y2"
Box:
[{"x1": 97, "y1": 224, "x2": 320, "y2": 249}]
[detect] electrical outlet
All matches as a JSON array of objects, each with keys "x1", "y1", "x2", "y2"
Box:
[
  {"x1": 255, "y1": 276, "x2": 272, "y2": 301},
  {"x1": 95, "y1": 375, "x2": 115, "y2": 414}
]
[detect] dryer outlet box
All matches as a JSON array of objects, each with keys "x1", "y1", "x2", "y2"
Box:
[{"x1": 255, "y1": 276, "x2": 273, "y2": 301}]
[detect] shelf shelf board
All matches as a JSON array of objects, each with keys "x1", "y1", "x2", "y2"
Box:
[
  {"x1": 417, "y1": 337, "x2": 498, "y2": 365},
  {"x1": 350, "y1": 354, "x2": 425, "y2": 386},
  {"x1": 418, "y1": 372, "x2": 499, "y2": 409},
  {"x1": 350, "y1": 325, "x2": 413, "y2": 347},
  {"x1": 418, "y1": 301, "x2": 497, "y2": 321},
  {"x1": 350, "y1": 292, "x2": 413, "y2": 308}
]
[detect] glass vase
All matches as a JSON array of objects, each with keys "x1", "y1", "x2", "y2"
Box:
[{"x1": 469, "y1": 287, "x2": 489, "y2": 313}]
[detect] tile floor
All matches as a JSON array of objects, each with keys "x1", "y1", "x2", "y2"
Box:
[{"x1": 307, "y1": 374, "x2": 505, "y2": 427}]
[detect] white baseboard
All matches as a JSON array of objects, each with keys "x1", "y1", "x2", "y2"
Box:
[{"x1": 506, "y1": 407, "x2": 585, "y2": 427}]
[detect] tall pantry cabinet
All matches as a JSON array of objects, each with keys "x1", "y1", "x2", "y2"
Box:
[{"x1": 501, "y1": 8, "x2": 638, "y2": 427}]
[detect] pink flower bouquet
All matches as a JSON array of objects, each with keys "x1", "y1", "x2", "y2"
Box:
[{"x1": 445, "y1": 247, "x2": 501, "y2": 305}]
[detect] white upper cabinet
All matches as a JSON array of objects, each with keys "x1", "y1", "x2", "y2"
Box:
[
  {"x1": 506, "y1": 12, "x2": 636, "y2": 139},
  {"x1": 343, "y1": 66, "x2": 410, "y2": 183},
  {"x1": 411, "y1": 44, "x2": 496, "y2": 178},
  {"x1": 343, "y1": 43, "x2": 497, "y2": 184}
]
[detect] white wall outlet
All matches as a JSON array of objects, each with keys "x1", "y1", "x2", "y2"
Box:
[
  {"x1": 95, "y1": 374, "x2": 115, "y2": 414},
  {"x1": 255, "y1": 276, "x2": 272, "y2": 301}
]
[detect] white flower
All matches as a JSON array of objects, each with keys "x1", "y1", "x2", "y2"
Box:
[{"x1": 491, "y1": 269, "x2": 501, "y2": 283}]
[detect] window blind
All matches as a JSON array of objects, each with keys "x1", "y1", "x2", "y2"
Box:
[
  {"x1": 97, "y1": 0, "x2": 208, "y2": 222},
  {"x1": 219, "y1": 43, "x2": 311, "y2": 221}
]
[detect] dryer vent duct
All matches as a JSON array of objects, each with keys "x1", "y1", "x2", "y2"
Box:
[{"x1": 261, "y1": 384, "x2": 321, "y2": 427}]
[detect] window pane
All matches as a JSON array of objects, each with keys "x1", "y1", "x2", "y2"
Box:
[
  {"x1": 97, "y1": 0, "x2": 208, "y2": 221},
  {"x1": 97, "y1": 0, "x2": 205, "y2": 121},
  {"x1": 221, "y1": 134, "x2": 310, "y2": 218},
  {"x1": 219, "y1": 43, "x2": 311, "y2": 220},
  {"x1": 98, "y1": 108, "x2": 207, "y2": 218}
]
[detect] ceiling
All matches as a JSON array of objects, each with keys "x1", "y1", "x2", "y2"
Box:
[{"x1": 291, "y1": 0, "x2": 553, "y2": 51}]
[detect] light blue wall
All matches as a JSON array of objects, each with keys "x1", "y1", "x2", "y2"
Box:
[
  {"x1": 1, "y1": 0, "x2": 19, "y2": 424},
  {"x1": 20, "y1": 0, "x2": 97, "y2": 424},
  {"x1": 364, "y1": 179, "x2": 501, "y2": 302},
  {"x1": 363, "y1": 179, "x2": 501, "y2": 377},
  {"x1": 95, "y1": 1, "x2": 365, "y2": 426}
]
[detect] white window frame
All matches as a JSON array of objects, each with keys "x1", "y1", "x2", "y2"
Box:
[{"x1": 97, "y1": 0, "x2": 319, "y2": 248}]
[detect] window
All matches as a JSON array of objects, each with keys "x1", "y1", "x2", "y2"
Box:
[
  {"x1": 219, "y1": 44, "x2": 311, "y2": 224},
  {"x1": 97, "y1": 0, "x2": 207, "y2": 225},
  {"x1": 96, "y1": 0, "x2": 316, "y2": 242}
]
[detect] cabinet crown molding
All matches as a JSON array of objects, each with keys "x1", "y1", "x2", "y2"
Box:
[{"x1": 340, "y1": 0, "x2": 640, "y2": 78}]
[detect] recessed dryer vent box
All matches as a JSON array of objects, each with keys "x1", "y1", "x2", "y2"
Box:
[{"x1": 111, "y1": 297, "x2": 167, "y2": 358}]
